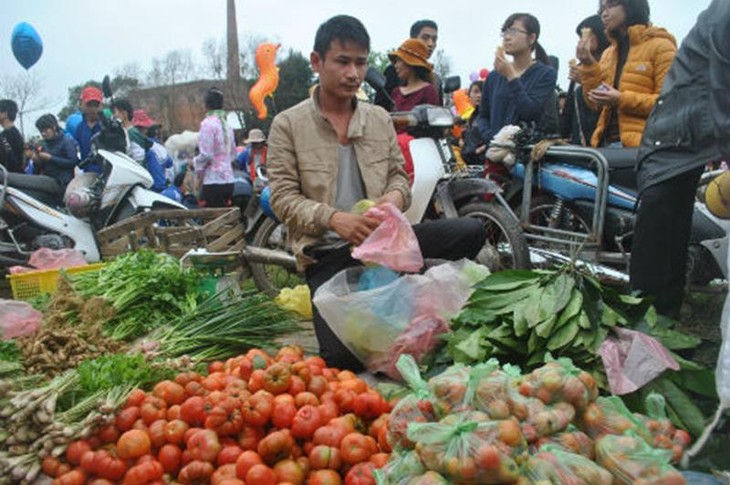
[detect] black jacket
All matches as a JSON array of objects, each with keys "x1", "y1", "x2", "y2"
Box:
[
  {"x1": 637, "y1": 0, "x2": 730, "y2": 193},
  {"x1": 39, "y1": 133, "x2": 79, "y2": 188}
]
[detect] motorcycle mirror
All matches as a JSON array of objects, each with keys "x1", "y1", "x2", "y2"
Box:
[
  {"x1": 443, "y1": 75, "x2": 461, "y2": 94},
  {"x1": 101, "y1": 75, "x2": 113, "y2": 99},
  {"x1": 365, "y1": 67, "x2": 386, "y2": 91}
]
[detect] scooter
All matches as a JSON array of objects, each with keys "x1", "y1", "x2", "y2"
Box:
[
  {"x1": 491, "y1": 125, "x2": 728, "y2": 284},
  {"x1": 0, "y1": 116, "x2": 185, "y2": 268}
]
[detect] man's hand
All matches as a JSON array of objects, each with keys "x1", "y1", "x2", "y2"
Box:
[
  {"x1": 376, "y1": 191, "x2": 405, "y2": 211},
  {"x1": 588, "y1": 83, "x2": 620, "y2": 107},
  {"x1": 37, "y1": 152, "x2": 52, "y2": 162},
  {"x1": 329, "y1": 211, "x2": 381, "y2": 246}
]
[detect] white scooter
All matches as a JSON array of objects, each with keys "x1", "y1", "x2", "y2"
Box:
[{"x1": 0, "y1": 118, "x2": 185, "y2": 267}]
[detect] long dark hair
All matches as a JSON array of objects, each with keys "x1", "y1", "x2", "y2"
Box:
[
  {"x1": 620, "y1": 0, "x2": 651, "y2": 27},
  {"x1": 502, "y1": 13, "x2": 550, "y2": 66}
]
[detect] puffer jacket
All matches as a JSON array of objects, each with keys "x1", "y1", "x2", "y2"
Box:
[{"x1": 580, "y1": 24, "x2": 677, "y2": 147}]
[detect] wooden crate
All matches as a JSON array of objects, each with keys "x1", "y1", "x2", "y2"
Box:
[{"x1": 97, "y1": 208, "x2": 245, "y2": 258}]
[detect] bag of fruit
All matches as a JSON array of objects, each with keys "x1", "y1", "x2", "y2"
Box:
[
  {"x1": 634, "y1": 393, "x2": 689, "y2": 463},
  {"x1": 534, "y1": 426, "x2": 595, "y2": 459},
  {"x1": 520, "y1": 401, "x2": 577, "y2": 442},
  {"x1": 387, "y1": 355, "x2": 441, "y2": 450},
  {"x1": 374, "y1": 449, "x2": 426, "y2": 485},
  {"x1": 465, "y1": 361, "x2": 518, "y2": 419},
  {"x1": 595, "y1": 432, "x2": 686, "y2": 485},
  {"x1": 407, "y1": 411, "x2": 523, "y2": 484},
  {"x1": 524, "y1": 445, "x2": 613, "y2": 485},
  {"x1": 519, "y1": 356, "x2": 598, "y2": 411},
  {"x1": 578, "y1": 396, "x2": 653, "y2": 444},
  {"x1": 426, "y1": 363, "x2": 472, "y2": 415}
]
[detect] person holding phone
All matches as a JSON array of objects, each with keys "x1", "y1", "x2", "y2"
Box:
[{"x1": 576, "y1": 0, "x2": 676, "y2": 147}]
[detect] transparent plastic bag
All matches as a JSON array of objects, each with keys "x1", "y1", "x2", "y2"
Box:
[
  {"x1": 595, "y1": 432, "x2": 686, "y2": 485},
  {"x1": 635, "y1": 393, "x2": 687, "y2": 463},
  {"x1": 578, "y1": 396, "x2": 653, "y2": 444},
  {"x1": 521, "y1": 401, "x2": 576, "y2": 442},
  {"x1": 0, "y1": 299, "x2": 42, "y2": 339},
  {"x1": 374, "y1": 449, "x2": 426, "y2": 485},
  {"x1": 519, "y1": 356, "x2": 598, "y2": 411},
  {"x1": 313, "y1": 260, "x2": 486, "y2": 374},
  {"x1": 426, "y1": 363, "x2": 471, "y2": 415},
  {"x1": 28, "y1": 247, "x2": 87, "y2": 270},
  {"x1": 525, "y1": 445, "x2": 613, "y2": 485},
  {"x1": 351, "y1": 202, "x2": 424, "y2": 272},
  {"x1": 387, "y1": 355, "x2": 440, "y2": 449},
  {"x1": 534, "y1": 426, "x2": 595, "y2": 459},
  {"x1": 407, "y1": 412, "x2": 522, "y2": 484}
]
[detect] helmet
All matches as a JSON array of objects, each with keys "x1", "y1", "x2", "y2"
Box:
[
  {"x1": 705, "y1": 171, "x2": 730, "y2": 219},
  {"x1": 64, "y1": 173, "x2": 102, "y2": 218}
]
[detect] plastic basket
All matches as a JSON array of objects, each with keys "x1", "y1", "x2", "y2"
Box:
[{"x1": 6, "y1": 263, "x2": 104, "y2": 300}]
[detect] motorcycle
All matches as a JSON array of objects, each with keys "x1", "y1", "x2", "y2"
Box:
[
  {"x1": 489, "y1": 126, "x2": 728, "y2": 284},
  {"x1": 0, "y1": 109, "x2": 185, "y2": 268}
]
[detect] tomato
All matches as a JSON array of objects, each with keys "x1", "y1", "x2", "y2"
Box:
[
  {"x1": 295, "y1": 391, "x2": 319, "y2": 408},
  {"x1": 175, "y1": 371, "x2": 203, "y2": 387},
  {"x1": 90, "y1": 449, "x2": 127, "y2": 481},
  {"x1": 178, "y1": 460, "x2": 215, "y2": 484},
  {"x1": 345, "y1": 462, "x2": 376, "y2": 485},
  {"x1": 65, "y1": 440, "x2": 92, "y2": 466},
  {"x1": 308, "y1": 375, "x2": 329, "y2": 397},
  {"x1": 96, "y1": 423, "x2": 120, "y2": 444},
  {"x1": 498, "y1": 418, "x2": 523, "y2": 447},
  {"x1": 185, "y1": 380, "x2": 208, "y2": 397},
  {"x1": 238, "y1": 425, "x2": 265, "y2": 451},
  {"x1": 121, "y1": 461, "x2": 164, "y2": 485},
  {"x1": 140, "y1": 396, "x2": 167, "y2": 425},
  {"x1": 291, "y1": 405, "x2": 322, "y2": 440},
  {"x1": 242, "y1": 390, "x2": 274, "y2": 427},
  {"x1": 318, "y1": 401, "x2": 340, "y2": 425},
  {"x1": 312, "y1": 425, "x2": 348, "y2": 448},
  {"x1": 288, "y1": 375, "x2": 307, "y2": 395},
  {"x1": 340, "y1": 433, "x2": 373, "y2": 465},
  {"x1": 308, "y1": 469, "x2": 343, "y2": 485},
  {"x1": 276, "y1": 344, "x2": 304, "y2": 361},
  {"x1": 148, "y1": 419, "x2": 167, "y2": 448},
  {"x1": 271, "y1": 401, "x2": 297, "y2": 429},
  {"x1": 158, "y1": 443, "x2": 182, "y2": 474},
  {"x1": 235, "y1": 450, "x2": 264, "y2": 479},
  {"x1": 262, "y1": 362, "x2": 292, "y2": 395},
  {"x1": 217, "y1": 445, "x2": 244, "y2": 466},
  {"x1": 246, "y1": 463, "x2": 277, "y2": 485},
  {"x1": 353, "y1": 392, "x2": 384, "y2": 420},
  {"x1": 209, "y1": 361, "x2": 226, "y2": 373},
  {"x1": 258, "y1": 429, "x2": 294, "y2": 465},
  {"x1": 475, "y1": 444, "x2": 501, "y2": 470},
  {"x1": 125, "y1": 389, "x2": 147, "y2": 407},
  {"x1": 53, "y1": 469, "x2": 87, "y2": 485},
  {"x1": 88, "y1": 479, "x2": 114, "y2": 485},
  {"x1": 308, "y1": 445, "x2": 342, "y2": 470},
  {"x1": 239, "y1": 357, "x2": 254, "y2": 381},
  {"x1": 80, "y1": 450, "x2": 96, "y2": 474},
  {"x1": 162, "y1": 419, "x2": 189, "y2": 445},
  {"x1": 248, "y1": 369, "x2": 266, "y2": 392},
  {"x1": 201, "y1": 374, "x2": 226, "y2": 392},
  {"x1": 116, "y1": 429, "x2": 151, "y2": 460},
  {"x1": 673, "y1": 429, "x2": 691, "y2": 447},
  {"x1": 187, "y1": 429, "x2": 222, "y2": 463},
  {"x1": 211, "y1": 463, "x2": 238, "y2": 485},
  {"x1": 329, "y1": 414, "x2": 358, "y2": 434},
  {"x1": 334, "y1": 389, "x2": 357, "y2": 413},
  {"x1": 180, "y1": 396, "x2": 207, "y2": 427},
  {"x1": 115, "y1": 406, "x2": 141, "y2": 432},
  {"x1": 205, "y1": 403, "x2": 244, "y2": 436},
  {"x1": 369, "y1": 453, "x2": 389, "y2": 468},
  {"x1": 152, "y1": 380, "x2": 186, "y2": 406},
  {"x1": 274, "y1": 458, "x2": 305, "y2": 485}
]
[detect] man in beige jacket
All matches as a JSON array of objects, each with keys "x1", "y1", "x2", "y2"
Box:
[{"x1": 267, "y1": 15, "x2": 485, "y2": 371}]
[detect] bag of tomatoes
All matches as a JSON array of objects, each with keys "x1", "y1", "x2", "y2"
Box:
[
  {"x1": 373, "y1": 449, "x2": 426, "y2": 485},
  {"x1": 465, "y1": 361, "x2": 519, "y2": 419},
  {"x1": 387, "y1": 355, "x2": 441, "y2": 449},
  {"x1": 524, "y1": 445, "x2": 613, "y2": 485},
  {"x1": 634, "y1": 393, "x2": 690, "y2": 462},
  {"x1": 578, "y1": 396, "x2": 653, "y2": 444},
  {"x1": 407, "y1": 411, "x2": 522, "y2": 484},
  {"x1": 519, "y1": 356, "x2": 598, "y2": 411},
  {"x1": 534, "y1": 426, "x2": 595, "y2": 459},
  {"x1": 425, "y1": 363, "x2": 471, "y2": 415},
  {"x1": 595, "y1": 432, "x2": 687, "y2": 485}
]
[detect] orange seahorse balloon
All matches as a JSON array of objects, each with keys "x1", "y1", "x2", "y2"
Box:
[{"x1": 249, "y1": 42, "x2": 281, "y2": 120}]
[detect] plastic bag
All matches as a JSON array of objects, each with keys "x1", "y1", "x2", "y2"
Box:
[
  {"x1": 407, "y1": 412, "x2": 522, "y2": 484},
  {"x1": 351, "y1": 202, "x2": 424, "y2": 272},
  {"x1": 274, "y1": 284, "x2": 312, "y2": 319},
  {"x1": 519, "y1": 356, "x2": 598, "y2": 411},
  {"x1": 578, "y1": 396, "x2": 653, "y2": 445},
  {"x1": 373, "y1": 449, "x2": 426, "y2": 485},
  {"x1": 387, "y1": 355, "x2": 440, "y2": 449},
  {"x1": 598, "y1": 327, "x2": 679, "y2": 395},
  {"x1": 313, "y1": 260, "x2": 487, "y2": 374},
  {"x1": 426, "y1": 363, "x2": 471, "y2": 415},
  {"x1": 534, "y1": 426, "x2": 595, "y2": 459},
  {"x1": 28, "y1": 248, "x2": 87, "y2": 270},
  {"x1": 635, "y1": 393, "x2": 688, "y2": 463},
  {"x1": 521, "y1": 401, "x2": 576, "y2": 442},
  {"x1": 525, "y1": 445, "x2": 613, "y2": 485},
  {"x1": 595, "y1": 432, "x2": 686, "y2": 485},
  {"x1": 0, "y1": 299, "x2": 42, "y2": 339}
]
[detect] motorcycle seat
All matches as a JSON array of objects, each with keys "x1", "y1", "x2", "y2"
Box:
[
  {"x1": 596, "y1": 148, "x2": 639, "y2": 191},
  {"x1": 6, "y1": 173, "x2": 64, "y2": 206}
]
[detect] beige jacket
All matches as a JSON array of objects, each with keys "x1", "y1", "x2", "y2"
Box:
[{"x1": 267, "y1": 90, "x2": 412, "y2": 269}]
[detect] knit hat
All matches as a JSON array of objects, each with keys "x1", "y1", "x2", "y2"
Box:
[
  {"x1": 576, "y1": 15, "x2": 611, "y2": 56},
  {"x1": 388, "y1": 38, "x2": 433, "y2": 71}
]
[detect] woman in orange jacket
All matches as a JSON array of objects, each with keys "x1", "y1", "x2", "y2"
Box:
[{"x1": 576, "y1": 0, "x2": 677, "y2": 147}]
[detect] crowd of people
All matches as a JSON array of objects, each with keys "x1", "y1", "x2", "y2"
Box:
[{"x1": 1, "y1": 0, "x2": 728, "y2": 365}]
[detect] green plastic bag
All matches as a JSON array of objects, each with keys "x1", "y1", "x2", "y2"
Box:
[{"x1": 595, "y1": 432, "x2": 686, "y2": 485}]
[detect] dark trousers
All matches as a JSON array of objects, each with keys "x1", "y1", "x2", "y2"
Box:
[
  {"x1": 200, "y1": 183, "x2": 234, "y2": 208},
  {"x1": 305, "y1": 217, "x2": 487, "y2": 371},
  {"x1": 630, "y1": 166, "x2": 704, "y2": 319}
]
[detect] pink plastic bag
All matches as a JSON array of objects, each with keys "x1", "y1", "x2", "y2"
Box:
[
  {"x1": 0, "y1": 299, "x2": 42, "y2": 339},
  {"x1": 598, "y1": 327, "x2": 679, "y2": 395},
  {"x1": 351, "y1": 203, "x2": 424, "y2": 272},
  {"x1": 28, "y1": 248, "x2": 87, "y2": 270}
]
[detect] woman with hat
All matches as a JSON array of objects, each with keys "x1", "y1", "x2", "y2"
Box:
[
  {"x1": 388, "y1": 38, "x2": 440, "y2": 117},
  {"x1": 238, "y1": 128, "x2": 268, "y2": 187}
]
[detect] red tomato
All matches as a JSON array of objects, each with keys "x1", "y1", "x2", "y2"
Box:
[
  {"x1": 115, "y1": 406, "x2": 141, "y2": 432},
  {"x1": 340, "y1": 433, "x2": 374, "y2": 464},
  {"x1": 257, "y1": 429, "x2": 294, "y2": 465},
  {"x1": 308, "y1": 376, "x2": 329, "y2": 397},
  {"x1": 140, "y1": 396, "x2": 167, "y2": 425},
  {"x1": 217, "y1": 445, "x2": 244, "y2": 466},
  {"x1": 345, "y1": 462, "x2": 376, "y2": 485},
  {"x1": 187, "y1": 429, "x2": 222, "y2": 463},
  {"x1": 369, "y1": 453, "x2": 389, "y2": 468},
  {"x1": 246, "y1": 463, "x2": 277, "y2": 485},
  {"x1": 263, "y1": 362, "x2": 292, "y2": 395},
  {"x1": 334, "y1": 389, "x2": 357, "y2": 413},
  {"x1": 152, "y1": 380, "x2": 185, "y2": 406},
  {"x1": 211, "y1": 463, "x2": 238, "y2": 485},
  {"x1": 96, "y1": 424, "x2": 120, "y2": 444},
  {"x1": 175, "y1": 371, "x2": 203, "y2": 387},
  {"x1": 242, "y1": 391, "x2": 274, "y2": 427},
  {"x1": 352, "y1": 392, "x2": 384, "y2": 420},
  {"x1": 158, "y1": 443, "x2": 182, "y2": 474},
  {"x1": 125, "y1": 389, "x2": 147, "y2": 407},
  {"x1": 318, "y1": 401, "x2": 339, "y2": 425},
  {"x1": 295, "y1": 392, "x2": 319, "y2": 408},
  {"x1": 147, "y1": 419, "x2": 167, "y2": 448},
  {"x1": 185, "y1": 380, "x2": 208, "y2": 397},
  {"x1": 121, "y1": 461, "x2": 163, "y2": 485},
  {"x1": 116, "y1": 429, "x2": 151, "y2": 460},
  {"x1": 180, "y1": 396, "x2": 207, "y2": 427},
  {"x1": 205, "y1": 403, "x2": 244, "y2": 436},
  {"x1": 248, "y1": 369, "x2": 266, "y2": 392},
  {"x1": 235, "y1": 450, "x2": 263, "y2": 479},
  {"x1": 42, "y1": 456, "x2": 69, "y2": 479},
  {"x1": 238, "y1": 425, "x2": 265, "y2": 451},
  {"x1": 92, "y1": 449, "x2": 127, "y2": 481},
  {"x1": 312, "y1": 425, "x2": 348, "y2": 448},
  {"x1": 308, "y1": 445, "x2": 342, "y2": 470},
  {"x1": 308, "y1": 469, "x2": 343, "y2": 485},
  {"x1": 273, "y1": 459, "x2": 305, "y2": 485},
  {"x1": 288, "y1": 375, "x2": 307, "y2": 395},
  {"x1": 65, "y1": 440, "x2": 91, "y2": 466},
  {"x1": 178, "y1": 460, "x2": 215, "y2": 484},
  {"x1": 53, "y1": 469, "x2": 87, "y2": 485},
  {"x1": 271, "y1": 401, "x2": 297, "y2": 429},
  {"x1": 291, "y1": 405, "x2": 322, "y2": 440},
  {"x1": 163, "y1": 419, "x2": 189, "y2": 445}
]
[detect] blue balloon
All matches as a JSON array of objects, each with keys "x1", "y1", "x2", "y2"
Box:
[{"x1": 11, "y1": 22, "x2": 43, "y2": 70}]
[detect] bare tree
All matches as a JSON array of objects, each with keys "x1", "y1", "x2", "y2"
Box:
[
  {"x1": 201, "y1": 37, "x2": 226, "y2": 80},
  {"x1": 433, "y1": 49, "x2": 452, "y2": 81},
  {"x1": 114, "y1": 62, "x2": 143, "y2": 83},
  {"x1": 0, "y1": 71, "x2": 51, "y2": 134},
  {"x1": 146, "y1": 49, "x2": 196, "y2": 87}
]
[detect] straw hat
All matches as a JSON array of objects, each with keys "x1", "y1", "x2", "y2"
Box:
[
  {"x1": 388, "y1": 38, "x2": 433, "y2": 71},
  {"x1": 244, "y1": 128, "x2": 266, "y2": 144}
]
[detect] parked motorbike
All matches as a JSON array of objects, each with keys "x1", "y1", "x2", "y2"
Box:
[
  {"x1": 0, "y1": 113, "x2": 185, "y2": 268},
  {"x1": 489, "y1": 126, "x2": 728, "y2": 284}
]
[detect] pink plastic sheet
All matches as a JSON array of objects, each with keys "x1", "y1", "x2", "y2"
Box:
[
  {"x1": 598, "y1": 327, "x2": 679, "y2": 395},
  {"x1": 28, "y1": 248, "x2": 87, "y2": 270},
  {"x1": 0, "y1": 299, "x2": 42, "y2": 339}
]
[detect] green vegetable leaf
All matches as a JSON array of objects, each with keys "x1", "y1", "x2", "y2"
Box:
[
  {"x1": 546, "y1": 320, "x2": 580, "y2": 351},
  {"x1": 475, "y1": 270, "x2": 540, "y2": 291},
  {"x1": 555, "y1": 289, "x2": 583, "y2": 329},
  {"x1": 513, "y1": 304, "x2": 528, "y2": 337},
  {"x1": 649, "y1": 375, "x2": 707, "y2": 437},
  {"x1": 454, "y1": 327, "x2": 490, "y2": 363},
  {"x1": 667, "y1": 369, "x2": 718, "y2": 399},
  {"x1": 647, "y1": 326, "x2": 701, "y2": 350},
  {"x1": 535, "y1": 314, "x2": 558, "y2": 338}
]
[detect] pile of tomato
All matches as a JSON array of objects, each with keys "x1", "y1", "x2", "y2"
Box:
[{"x1": 44, "y1": 346, "x2": 394, "y2": 485}]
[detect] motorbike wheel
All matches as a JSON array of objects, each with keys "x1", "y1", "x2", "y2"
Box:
[
  {"x1": 250, "y1": 217, "x2": 302, "y2": 297},
  {"x1": 458, "y1": 202, "x2": 531, "y2": 271},
  {"x1": 528, "y1": 194, "x2": 591, "y2": 249}
]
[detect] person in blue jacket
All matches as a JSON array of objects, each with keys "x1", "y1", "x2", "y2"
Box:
[
  {"x1": 71, "y1": 86, "x2": 106, "y2": 173},
  {"x1": 469, "y1": 13, "x2": 558, "y2": 179},
  {"x1": 132, "y1": 109, "x2": 168, "y2": 193},
  {"x1": 32, "y1": 114, "x2": 79, "y2": 189}
]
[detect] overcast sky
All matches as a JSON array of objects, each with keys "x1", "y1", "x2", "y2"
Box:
[{"x1": 1, "y1": 0, "x2": 713, "y2": 135}]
